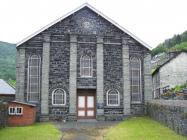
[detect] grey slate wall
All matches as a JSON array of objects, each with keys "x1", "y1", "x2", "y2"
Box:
[
  {"x1": 16, "y1": 6, "x2": 150, "y2": 120},
  {"x1": 77, "y1": 38, "x2": 96, "y2": 89},
  {"x1": 48, "y1": 35, "x2": 70, "y2": 120},
  {"x1": 103, "y1": 40, "x2": 124, "y2": 120},
  {"x1": 147, "y1": 100, "x2": 187, "y2": 136},
  {"x1": 129, "y1": 40, "x2": 149, "y2": 115}
]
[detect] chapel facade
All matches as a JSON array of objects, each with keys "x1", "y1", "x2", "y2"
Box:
[{"x1": 16, "y1": 3, "x2": 152, "y2": 121}]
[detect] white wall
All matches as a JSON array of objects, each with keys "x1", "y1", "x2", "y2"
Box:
[{"x1": 160, "y1": 52, "x2": 187, "y2": 88}]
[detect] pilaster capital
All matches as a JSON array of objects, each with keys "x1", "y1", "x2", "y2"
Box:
[{"x1": 43, "y1": 34, "x2": 51, "y2": 42}]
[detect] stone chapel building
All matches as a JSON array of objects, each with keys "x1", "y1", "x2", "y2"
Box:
[{"x1": 16, "y1": 3, "x2": 152, "y2": 121}]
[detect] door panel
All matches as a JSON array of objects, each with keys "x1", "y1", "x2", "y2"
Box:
[
  {"x1": 78, "y1": 96, "x2": 85, "y2": 108},
  {"x1": 87, "y1": 110, "x2": 94, "y2": 116},
  {"x1": 87, "y1": 96, "x2": 94, "y2": 108},
  {"x1": 78, "y1": 110, "x2": 85, "y2": 116}
]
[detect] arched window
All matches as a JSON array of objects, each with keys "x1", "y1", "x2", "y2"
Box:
[
  {"x1": 52, "y1": 89, "x2": 66, "y2": 105},
  {"x1": 27, "y1": 55, "x2": 41, "y2": 102},
  {"x1": 80, "y1": 55, "x2": 92, "y2": 77},
  {"x1": 107, "y1": 89, "x2": 120, "y2": 106},
  {"x1": 130, "y1": 57, "x2": 142, "y2": 103}
]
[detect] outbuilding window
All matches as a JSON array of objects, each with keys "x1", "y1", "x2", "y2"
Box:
[
  {"x1": 80, "y1": 55, "x2": 92, "y2": 77},
  {"x1": 107, "y1": 89, "x2": 120, "y2": 106},
  {"x1": 52, "y1": 89, "x2": 66, "y2": 106},
  {"x1": 27, "y1": 55, "x2": 41, "y2": 102},
  {"x1": 130, "y1": 57, "x2": 142, "y2": 103},
  {"x1": 9, "y1": 107, "x2": 23, "y2": 115}
]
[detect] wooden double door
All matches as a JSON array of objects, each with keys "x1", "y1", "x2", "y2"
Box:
[{"x1": 77, "y1": 89, "x2": 96, "y2": 119}]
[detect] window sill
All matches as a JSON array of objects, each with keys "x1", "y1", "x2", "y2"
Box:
[
  {"x1": 52, "y1": 104, "x2": 68, "y2": 107},
  {"x1": 131, "y1": 102, "x2": 143, "y2": 104},
  {"x1": 78, "y1": 76, "x2": 95, "y2": 78},
  {"x1": 104, "y1": 106, "x2": 123, "y2": 109}
]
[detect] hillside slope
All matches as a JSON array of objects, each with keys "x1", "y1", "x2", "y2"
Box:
[
  {"x1": 0, "y1": 41, "x2": 16, "y2": 81},
  {"x1": 152, "y1": 31, "x2": 187, "y2": 56}
]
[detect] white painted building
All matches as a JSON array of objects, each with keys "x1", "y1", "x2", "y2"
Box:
[{"x1": 152, "y1": 52, "x2": 187, "y2": 98}]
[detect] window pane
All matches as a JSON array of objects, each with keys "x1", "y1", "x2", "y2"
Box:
[
  {"x1": 78, "y1": 96, "x2": 85, "y2": 108},
  {"x1": 30, "y1": 67, "x2": 38, "y2": 76},
  {"x1": 83, "y1": 68, "x2": 90, "y2": 76},
  {"x1": 28, "y1": 55, "x2": 40, "y2": 102},
  {"x1": 16, "y1": 108, "x2": 22, "y2": 114},
  {"x1": 87, "y1": 96, "x2": 94, "y2": 108},
  {"x1": 30, "y1": 59, "x2": 39, "y2": 65},
  {"x1": 130, "y1": 57, "x2": 141, "y2": 102},
  {"x1": 84, "y1": 59, "x2": 90, "y2": 67},
  {"x1": 107, "y1": 90, "x2": 119, "y2": 106},
  {"x1": 80, "y1": 55, "x2": 92, "y2": 77},
  {"x1": 53, "y1": 89, "x2": 66, "y2": 105}
]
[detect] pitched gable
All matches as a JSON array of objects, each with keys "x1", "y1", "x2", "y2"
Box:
[{"x1": 17, "y1": 3, "x2": 151, "y2": 50}]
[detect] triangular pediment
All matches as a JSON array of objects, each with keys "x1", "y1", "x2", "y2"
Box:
[{"x1": 17, "y1": 3, "x2": 151, "y2": 50}]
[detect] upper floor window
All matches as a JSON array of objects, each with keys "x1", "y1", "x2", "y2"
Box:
[
  {"x1": 27, "y1": 55, "x2": 41, "y2": 102},
  {"x1": 52, "y1": 88, "x2": 66, "y2": 106},
  {"x1": 130, "y1": 57, "x2": 142, "y2": 103},
  {"x1": 107, "y1": 89, "x2": 120, "y2": 106},
  {"x1": 80, "y1": 55, "x2": 92, "y2": 77}
]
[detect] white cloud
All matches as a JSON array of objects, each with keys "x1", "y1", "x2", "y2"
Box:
[{"x1": 0, "y1": 0, "x2": 186, "y2": 48}]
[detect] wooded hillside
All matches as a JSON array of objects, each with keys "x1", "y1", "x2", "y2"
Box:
[
  {"x1": 152, "y1": 31, "x2": 187, "y2": 56},
  {"x1": 0, "y1": 41, "x2": 16, "y2": 82}
]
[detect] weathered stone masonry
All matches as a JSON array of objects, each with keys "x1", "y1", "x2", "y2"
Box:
[{"x1": 16, "y1": 5, "x2": 151, "y2": 121}]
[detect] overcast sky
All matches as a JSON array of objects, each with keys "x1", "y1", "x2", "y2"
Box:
[{"x1": 0, "y1": 0, "x2": 187, "y2": 48}]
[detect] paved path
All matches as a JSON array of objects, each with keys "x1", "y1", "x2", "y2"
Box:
[{"x1": 54, "y1": 121, "x2": 119, "y2": 140}]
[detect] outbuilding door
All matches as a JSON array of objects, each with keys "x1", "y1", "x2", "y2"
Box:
[{"x1": 77, "y1": 89, "x2": 96, "y2": 119}]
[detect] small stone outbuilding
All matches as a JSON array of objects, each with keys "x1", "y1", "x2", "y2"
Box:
[
  {"x1": 152, "y1": 51, "x2": 187, "y2": 98},
  {"x1": 8, "y1": 101, "x2": 36, "y2": 126}
]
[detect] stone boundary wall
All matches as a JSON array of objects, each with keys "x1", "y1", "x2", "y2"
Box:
[
  {"x1": 147, "y1": 100, "x2": 187, "y2": 136},
  {"x1": 0, "y1": 103, "x2": 8, "y2": 127}
]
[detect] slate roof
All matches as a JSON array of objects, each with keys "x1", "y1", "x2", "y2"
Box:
[
  {"x1": 0, "y1": 79, "x2": 15, "y2": 95},
  {"x1": 152, "y1": 51, "x2": 186, "y2": 75},
  {"x1": 10, "y1": 101, "x2": 36, "y2": 107}
]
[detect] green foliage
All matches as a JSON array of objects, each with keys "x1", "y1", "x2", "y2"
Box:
[
  {"x1": 171, "y1": 83, "x2": 187, "y2": 93},
  {"x1": 0, "y1": 123, "x2": 62, "y2": 140},
  {"x1": 7, "y1": 79, "x2": 16, "y2": 88},
  {"x1": 169, "y1": 41, "x2": 187, "y2": 52},
  {"x1": 105, "y1": 117, "x2": 187, "y2": 140},
  {"x1": 151, "y1": 44, "x2": 167, "y2": 56},
  {"x1": 0, "y1": 41, "x2": 16, "y2": 81},
  {"x1": 152, "y1": 30, "x2": 187, "y2": 56}
]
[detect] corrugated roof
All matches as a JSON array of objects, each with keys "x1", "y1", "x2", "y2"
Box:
[
  {"x1": 16, "y1": 3, "x2": 151, "y2": 50},
  {"x1": 0, "y1": 79, "x2": 15, "y2": 95}
]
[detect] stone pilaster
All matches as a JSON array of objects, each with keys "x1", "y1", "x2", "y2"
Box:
[
  {"x1": 69, "y1": 35, "x2": 77, "y2": 120},
  {"x1": 144, "y1": 53, "x2": 152, "y2": 102},
  {"x1": 96, "y1": 36, "x2": 104, "y2": 120},
  {"x1": 16, "y1": 48, "x2": 25, "y2": 102},
  {"x1": 122, "y1": 37, "x2": 131, "y2": 116},
  {"x1": 40, "y1": 34, "x2": 50, "y2": 121}
]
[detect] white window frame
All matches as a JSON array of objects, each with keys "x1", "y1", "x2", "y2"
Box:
[
  {"x1": 9, "y1": 107, "x2": 16, "y2": 115},
  {"x1": 80, "y1": 55, "x2": 93, "y2": 78},
  {"x1": 27, "y1": 55, "x2": 41, "y2": 102},
  {"x1": 9, "y1": 107, "x2": 23, "y2": 115},
  {"x1": 106, "y1": 89, "x2": 120, "y2": 106},
  {"x1": 16, "y1": 107, "x2": 23, "y2": 115},
  {"x1": 130, "y1": 57, "x2": 142, "y2": 104},
  {"x1": 52, "y1": 88, "x2": 66, "y2": 106}
]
